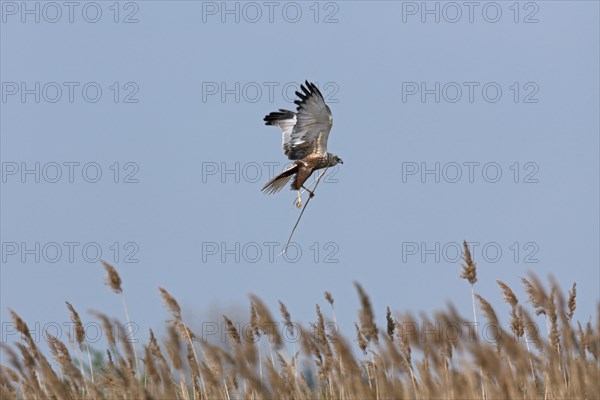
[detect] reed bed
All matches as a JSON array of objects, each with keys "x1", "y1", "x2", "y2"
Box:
[{"x1": 1, "y1": 244, "x2": 598, "y2": 399}]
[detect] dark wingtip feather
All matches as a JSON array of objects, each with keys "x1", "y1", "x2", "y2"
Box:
[
  {"x1": 292, "y1": 80, "x2": 325, "y2": 111},
  {"x1": 307, "y1": 81, "x2": 323, "y2": 98},
  {"x1": 301, "y1": 84, "x2": 310, "y2": 96},
  {"x1": 264, "y1": 109, "x2": 295, "y2": 125}
]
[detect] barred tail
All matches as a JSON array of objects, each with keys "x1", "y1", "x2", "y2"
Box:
[{"x1": 261, "y1": 164, "x2": 298, "y2": 195}]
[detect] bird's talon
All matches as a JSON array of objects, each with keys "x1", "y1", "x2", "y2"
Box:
[{"x1": 295, "y1": 192, "x2": 303, "y2": 208}]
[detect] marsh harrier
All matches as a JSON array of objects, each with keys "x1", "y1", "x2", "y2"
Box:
[{"x1": 262, "y1": 81, "x2": 343, "y2": 207}]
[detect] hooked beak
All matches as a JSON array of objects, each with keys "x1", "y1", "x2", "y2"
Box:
[{"x1": 339, "y1": 159, "x2": 344, "y2": 164}]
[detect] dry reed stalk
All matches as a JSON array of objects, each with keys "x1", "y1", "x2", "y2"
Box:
[
  {"x1": 8, "y1": 310, "x2": 37, "y2": 357},
  {"x1": 521, "y1": 276, "x2": 548, "y2": 318},
  {"x1": 386, "y1": 306, "x2": 396, "y2": 341},
  {"x1": 278, "y1": 301, "x2": 293, "y2": 332},
  {"x1": 101, "y1": 261, "x2": 139, "y2": 377},
  {"x1": 249, "y1": 295, "x2": 283, "y2": 349},
  {"x1": 355, "y1": 323, "x2": 368, "y2": 355},
  {"x1": 46, "y1": 334, "x2": 83, "y2": 384},
  {"x1": 459, "y1": 241, "x2": 485, "y2": 399},
  {"x1": 249, "y1": 295, "x2": 284, "y2": 389},
  {"x1": 2, "y1": 263, "x2": 599, "y2": 400},
  {"x1": 354, "y1": 282, "x2": 378, "y2": 344},
  {"x1": 158, "y1": 287, "x2": 203, "y2": 400},
  {"x1": 248, "y1": 301, "x2": 263, "y2": 386},
  {"x1": 324, "y1": 291, "x2": 339, "y2": 344},
  {"x1": 65, "y1": 301, "x2": 92, "y2": 391},
  {"x1": 325, "y1": 291, "x2": 334, "y2": 306},
  {"x1": 567, "y1": 283, "x2": 577, "y2": 321}
]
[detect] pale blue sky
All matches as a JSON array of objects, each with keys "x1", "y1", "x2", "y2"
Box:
[{"x1": 1, "y1": 1, "x2": 598, "y2": 349}]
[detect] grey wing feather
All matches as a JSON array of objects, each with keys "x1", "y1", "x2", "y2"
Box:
[
  {"x1": 287, "y1": 81, "x2": 333, "y2": 160},
  {"x1": 263, "y1": 81, "x2": 333, "y2": 161},
  {"x1": 263, "y1": 109, "x2": 296, "y2": 155}
]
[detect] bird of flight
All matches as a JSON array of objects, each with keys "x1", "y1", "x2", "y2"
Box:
[{"x1": 262, "y1": 81, "x2": 343, "y2": 208}]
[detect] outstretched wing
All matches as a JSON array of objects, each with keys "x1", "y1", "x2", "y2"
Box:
[
  {"x1": 264, "y1": 81, "x2": 333, "y2": 160},
  {"x1": 264, "y1": 109, "x2": 296, "y2": 156}
]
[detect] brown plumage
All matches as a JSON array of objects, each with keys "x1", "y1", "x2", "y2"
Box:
[{"x1": 262, "y1": 81, "x2": 343, "y2": 206}]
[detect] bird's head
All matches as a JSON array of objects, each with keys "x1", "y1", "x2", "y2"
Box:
[{"x1": 331, "y1": 154, "x2": 344, "y2": 166}]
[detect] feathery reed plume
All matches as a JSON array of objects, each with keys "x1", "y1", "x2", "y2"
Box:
[
  {"x1": 148, "y1": 329, "x2": 167, "y2": 366},
  {"x1": 548, "y1": 286, "x2": 560, "y2": 351},
  {"x1": 249, "y1": 295, "x2": 283, "y2": 348},
  {"x1": 65, "y1": 302, "x2": 85, "y2": 349},
  {"x1": 585, "y1": 320, "x2": 598, "y2": 360},
  {"x1": 567, "y1": 283, "x2": 576, "y2": 321},
  {"x1": 521, "y1": 277, "x2": 547, "y2": 316},
  {"x1": 223, "y1": 316, "x2": 241, "y2": 344},
  {"x1": 324, "y1": 291, "x2": 338, "y2": 329},
  {"x1": 89, "y1": 311, "x2": 116, "y2": 348},
  {"x1": 116, "y1": 321, "x2": 137, "y2": 377},
  {"x1": 399, "y1": 328, "x2": 421, "y2": 397},
  {"x1": 143, "y1": 345, "x2": 160, "y2": 386},
  {"x1": 313, "y1": 304, "x2": 333, "y2": 382},
  {"x1": 2, "y1": 268, "x2": 598, "y2": 399},
  {"x1": 158, "y1": 286, "x2": 201, "y2": 400},
  {"x1": 147, "y1": 327, "x2": 178, "y2": 395},
  {"x1": 354, "y1": 282, "x2": 378, "y2": 344},
  {"x1": 100, "y1": 261, "x2": 139, "y2": 376},
  {"x1": 106, "y1": 349, "x2": 114, "y2": 367},
  {"x1": 475, "y1": 294, "x2": 499, "y2": 329},
  {"x1": 159, "y1": 287, "x2": 182, "y2": 321},
  {"x1": 459, "y1": 240, "x2": 477, "y2": 285},
  {"x1": 314, "y1": 305, "x2": 327, "y2": 344},
  {"x1": 165, "y1": 325, "x2": 183, "y2": 371},
  {"x1": 496, "y1": 281, "x2": 524, "y2": 338},
  {"x1": 46, "y1": 334, "x2": 82, "y2": 382},
  {"x1": 386, "y1": 306, "x2": 396, "y2": 341},
  {"x1": 65, "y1": 302, "x2": 91, "y2": 387},
  {"x1": 102, "y1": 261, "x2": 122, "y2": 294},
  {"x1": 8, "y1": 310, "x2": 40, "y2": 387},
  {"x1": 9, "y1": 310, "x2": 35, "y2": 351},
  {"x1": 576, "y1": 322, "x2": 586, "y2": 360},
  {"x1": 187, "y1": 342, "x2": 201, "y2": 397},
  {"x1": 324, "y1": 292, "x2": 334, "y2": 306},
  {"x1": 249, "y1": 302, "x2": 261, "y2": 340},
  {"x1": 458, "y1": 241, "x2": 484, "y2": 399},
  {"x1": 278, "y1": 301, "x2": 293, "y2": 332},
  {"x1": 354, "y1": 323, "x2": 367, "y2": 355},
  {"x1": 496, "y1": 281, "x2": 517, "y2": 307}
]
